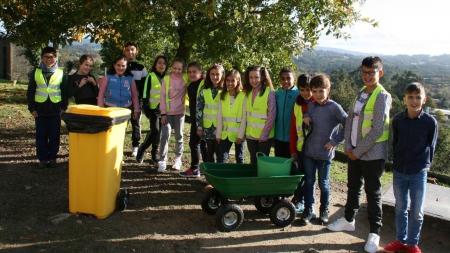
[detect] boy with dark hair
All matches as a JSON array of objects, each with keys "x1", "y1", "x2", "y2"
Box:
[
  {"x1": 26, "y1": 46, "x2": 68, "y2": 169},
  {"x1": 124, "y1": 42, "x2": 148, "y2": 157},
  {"x1": 327, "y1": 56, "x2": 392, "y2": 253},
  {"x1": 180, "y1": 62, "x2": 208, "y2": 177},
  {"x1": 300, "y1": 73, "x2": 347, "y2": 225},
  {"x1": 274, "y1": 67, "x2": 299, "y2": 158},
  {"x1": 289, "y1": 74, "x2": 313, "y2": 212},
  {"x1": 383, "y1": 83, "x2": 438, "y2": 253}
]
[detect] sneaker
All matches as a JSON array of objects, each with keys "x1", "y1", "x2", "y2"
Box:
[
  {"x1": 327, "y1": 217, "x2": 355, "y2": 231},
  {"x1": 320, "y1": 209, "x2": 329, "y2": 224},
  {"x1": 364, "y1": 233, "x2": 380, "y2": 253},
  {"x1": 157, "y1": 161, "x2": 166, "y2": 172},
  {"x1": 38, "y1": 161, "x2": 47, "y2": 169},
  {"x1": 179, "y1": 168, "x2": 201, "y2": 178},
  {"x1": 151, "y1": 152, "x2": 160, "y2": 163},
  {"x1": 299, "y1": 207, "x2": 316, "y2": 224},
  {"x1": 131, "y1": 147, "x2": 138, "y2": 157},
  {"x1": 135, "y1": 148, "x2": 144, "y2": 164},
  {"x1": 406, "y1": 245, "x2": 422, "y2": 253},
  {"x1": 48, "y1": 160, "x2": 57, "y2": 168},
  {"x1": 295, "y1": 203, "x2": 305, "y2": 213},
  {"x1": 172, "y1": 157, "x2": 182, "y2": 170},
  {"x1": 383, "y1": 240, "x2": 407, "y2": 252}
]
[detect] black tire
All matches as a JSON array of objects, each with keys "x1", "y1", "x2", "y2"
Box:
[
  {"x1": 117, "y1": 189, "x2": 130, "y2": 211},
  {"x1": 269, "y1": 199, "x2": 296, "y2": 227},
  {"x1": 215, "y1": 204, "x2": 244, "y2": 232},
  {"x1": 201, "y1": 188, "x2": 222, "y2": 215},
  {"x1": 254, "y1": 196, "x2": 279, "y2": 214}
]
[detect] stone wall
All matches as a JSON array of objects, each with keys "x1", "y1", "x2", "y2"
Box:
[{"x1": 0, "y1": 39, "x2": 33, "y2": 82}]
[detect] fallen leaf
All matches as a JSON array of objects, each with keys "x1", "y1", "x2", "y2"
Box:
[
  {"x1": 25, "y1": 185, "x2": 32, "y2": 190},
  {"x1": 19, "y1": 234, "x2": 37, "y2": 241}
]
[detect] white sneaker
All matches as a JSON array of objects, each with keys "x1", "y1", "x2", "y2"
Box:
[
  {"x1": 327, "y1": 217, "x2": 355, "y2": 231},
  {"x1": 364, "y1": 233, "x2": 380, "y2": 253},
  {"x1": 172, "y1": 157, "x2": 182, "y2": 170},
  {"x1": 157, "y1": 161, "x2": 166, "y2": 172},
  {"x1": 131, "y1": 147, "x2": 139, "y2": 157}
]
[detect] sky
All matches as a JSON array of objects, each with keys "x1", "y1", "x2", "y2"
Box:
[{"x1": 317, "y1": 0, "x2": 450, "y2": 56}]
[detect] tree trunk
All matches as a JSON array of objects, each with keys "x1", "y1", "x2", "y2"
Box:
[{"x1": 175, "y1": 28, "x2": 192, "y2": 67}]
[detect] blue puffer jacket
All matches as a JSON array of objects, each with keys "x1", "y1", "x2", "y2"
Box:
[
  {"x1": 275, "y1": 86, "x2": 300, "y2": 142},
  {"x1": 105, "y1": 74, "x2": 134, "y2": 108}
]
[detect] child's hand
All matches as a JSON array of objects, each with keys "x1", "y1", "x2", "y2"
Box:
[
  {"x1": 132, "y1": 112, "x2": 139, "y2": 120},
  {"x1": 87, "y1": 76, "x2": 96, "y2": 85},
  {"x1": 161, "y1": 115, "x2": 167, "y2": 125},
  {"x1": 216, "y1": 138, "x2": 221, "y2": 144},
  {"x1": 197, "y1": 130, "x2": 203, "y2": 137},
  {"x1": 291, "y1": 152, "x2": 297, "y2": 161},
  {"x1": 31, "y1": 111, "x2": 38, "y2": 118},
  {"x1": 236, "y1": 138, "x2": 242, "y2": 145},
  {"x1": 347, "y1": 149, "x2": 358, "y2": 160},
  {"x1": 324, "y1": 141, "x2": 334, "y2": 151},
  {"x1": 303, "y1": 116, "x2": 312, "y2": 126}
]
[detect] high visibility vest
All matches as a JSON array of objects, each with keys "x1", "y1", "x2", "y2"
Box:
[
  {"x1": 163, "y1": 74, "x2": 189, "y2": 111},
  {"x1": 294, "y1": 103, "x2": 307, "y2": 151},
  {"x1": 356, "y1": 85, "x2": 390, "y2": 142},
  {"x1": 34, "y1": 68, "x2": 63, "y2": 103},
  {"x1": 143, "y1": 72, "x2": 162, "y2": 109},
  {"x1": 221, "y1": 92, "x2": 245, "y2": 142},
  {"x1": 246, "y1": 87, "x2": 274, "y2": 139},
  {"x1": 202, "y1": 87, "x2": 221, "y2": 128}
]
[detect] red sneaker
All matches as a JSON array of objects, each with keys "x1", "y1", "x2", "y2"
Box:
[
  {"x1": 383, "y1": 240, "x2": 406, "y2": 252},
  {"x1": 406, "y1": 245, "x2": 422, "y2": 253}
]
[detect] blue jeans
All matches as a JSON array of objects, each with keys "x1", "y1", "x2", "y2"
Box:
[
  {"x1": 218, "y1": 138, "x2": 245, "y2": 164},
  {"x1": 303, "y1": 156, "x2": 331, "y2": 211},
  {"x1": 393, "y1": 170, "x2": 427, "y2": 246}
]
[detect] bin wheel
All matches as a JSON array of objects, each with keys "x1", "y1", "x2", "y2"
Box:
[
  {"x1": 269, "y1": 199, "x2": 296, "y2": 227},
  {"x1": 201, "y1": 188, "x2": 222, "y2": 215},
  {"x1": 254, "y1": 197, "x2": 279, "y2": 214},
  {"x1": 215, "y1": 204, "x2": 244, "y2": 232},
  {"x1": 117, "y1": 189, "x2": 130, "y2": 211}
]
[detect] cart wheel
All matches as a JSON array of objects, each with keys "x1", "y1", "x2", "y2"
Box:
[
  {"x1": 269, "y1": 199, "x2": 296, "y2": 227},
  {"x1": 201, "y1": 188, "x2": 222, "y2": 215},
  {"x1": 117, "y1": 189, "x2": 130, "y2": 211},
  {"x1": 254, "y1": 197, "x2": 279, "y2": 214},
  {"x1": 215, "y1": 204, "x2": 244, "y2": 232}
]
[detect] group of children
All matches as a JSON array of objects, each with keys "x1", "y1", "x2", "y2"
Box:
[{"x1": 27, "y1": 44, "x2": 437, "y2": 253}]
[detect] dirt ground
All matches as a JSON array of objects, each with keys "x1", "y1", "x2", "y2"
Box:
[{"x1": 1, "y1": 146, "x2": 450, "y2": 253}]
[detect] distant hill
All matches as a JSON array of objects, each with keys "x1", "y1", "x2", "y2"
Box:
[
  {"x1": 295, "y1": 48, "x2": 450, "y2": 85},
  {"x1": 314, "y1": 46, "x2": 386, "y2": 57}
]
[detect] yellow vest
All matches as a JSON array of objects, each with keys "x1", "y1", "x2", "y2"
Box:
[
  {"x1": 202, "y1": 87, "x2": 221, "y2": 128},
  {"x1": 357, "y1": 85, "x2": 390, "y2": 142},
  {"x1": 221, "y1": 92, "x2": 245, "y2": 142},
  {"x1": 246, "y1": 87, "x2": 274, "y2": 139},
  {"x1": 294, "y1": 103, "x2": 307, "y2": 151},
  {"x1": 34, "y1": 68, "x2": 63, "y2": 103},
  {"x1": 163, "y1": 74, "x2": 190, "y2": 112},
  {"x1": 143, "y1": 72, "x2": 162, "y2": 109}
]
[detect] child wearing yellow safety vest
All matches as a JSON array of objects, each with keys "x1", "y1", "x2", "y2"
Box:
[
  {"x1": 289, "y1": 74, "x2": 313, "y2": 213},
  {"x1": 216, "y1": 69, "x2": 247, "y2": 164},
  {"x1": 136, "y1": 55, "x2": 168, "y2": 164},
  {"x1": 158, "y1": 57, "x2": 189, "y2": 173},
  {"x1": 26, "y1": 46, "x2": 68, "y2": 169},
  {"x1": 242, "y1": 66, "x2": 276, "y2": 164},
  {"x1": 196, "y1": 63, "x2": 225, "y2": 163}
]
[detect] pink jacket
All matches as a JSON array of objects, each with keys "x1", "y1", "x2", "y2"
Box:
[{"x1": 160, "y1": 73, "x2": 187, "y2": 115}]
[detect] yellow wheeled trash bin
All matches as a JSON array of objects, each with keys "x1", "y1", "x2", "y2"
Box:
[{"x1": 62, "y1": 105, "x2": 131, "y2": 219}]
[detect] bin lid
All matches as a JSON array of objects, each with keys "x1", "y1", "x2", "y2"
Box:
[{"x1": 66, "y1": 105, "x2": 131, "y2": 118}]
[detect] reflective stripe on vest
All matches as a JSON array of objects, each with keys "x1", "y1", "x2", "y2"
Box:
[
  {"x1": 221, "y1": 92, "x2": 245, "y2": 142},
  {"x1": 356, "y1": 85, "x2": 390, "y2": 142},
  {"x1": 143, "y1": 72, "x2": 162, "y2": 109},
  {"x1": 246, "y1": 87, "x2": 274, "y2": 138},
  {"x1": 34, "y1": 68, "x2": 63, "y2": 103},
  {"x1": 202, "y1": 88, "x2": 221, "y2": 128},
  {"x1": 294, "y1": 103, "x2": 307, "y2": 151}
]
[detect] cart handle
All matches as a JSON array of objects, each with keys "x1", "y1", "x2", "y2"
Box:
[{"x1": 256, "y1": 152, "x2": 294, "y2": 164}]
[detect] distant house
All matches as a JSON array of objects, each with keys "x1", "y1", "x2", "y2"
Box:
[{"x1": 0, "y1": 39, "x2": 33, "y2": 82}]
